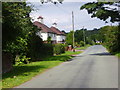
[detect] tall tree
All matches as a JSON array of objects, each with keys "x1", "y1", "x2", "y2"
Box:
[
  {"x1": 2, "y1": 2, "x2": 40, "y2": 64},
  {"x1": 66, "y1": 31, "x2": 73, "y2": 45},
  {"x1": 2, "y1": 2, "x2": 38, "y2": 52}
]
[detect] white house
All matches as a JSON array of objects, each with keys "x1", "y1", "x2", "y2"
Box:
[
  {"x1": 33, "y1": 16, "x2": 66, "y2": 44},
  {"x1": 50, "y1": 26, "x2": 66, "y2": 43}
]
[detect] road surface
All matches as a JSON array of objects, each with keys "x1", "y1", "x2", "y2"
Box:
[{"x1": 16, "y1": 45, "x2": 118, "y2": 88}]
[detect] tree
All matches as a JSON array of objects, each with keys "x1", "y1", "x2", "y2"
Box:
[
  {"x1": 66, "y1": 31, "x2": 73, "y2": 45},
  {"x1": 2, "y1": 2, "x2": 36, "y2": 51},
  {"x1": 99, "y1": 26, "x2": 119, "y2": 53},
  {"x1": 74, "y1": 30, "x2": 84, "y2": 43},
  {"x1": 80, "y1": 2, "x2": 120, "y2": 23},
  {"x1": 2, "y1": 2, "x2": 39, "y2": 64},
  {"x1": 80, "y1": 1, "x2": 120, "y2": 53}
]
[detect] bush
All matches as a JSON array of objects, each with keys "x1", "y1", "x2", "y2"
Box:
[
  {"x1": 28, "y1": 35, "x2": 53, "y2": 61},
  {"x1": 80, "y1": 41, "x2": 85, "y2": 47},
  {"x1": 15, "y1": 54, "x2": 30, "y2": 66},
  {"x1": 41, "y1": 43, "x2": 53, "y2": 57},
  {"x1": 53, "y1": 44, "x2": 65, "y2": 55}
]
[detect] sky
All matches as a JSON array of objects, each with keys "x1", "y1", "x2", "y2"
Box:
[{"x1": 27, "y1": 0, "x2": 118, "y2": 32}]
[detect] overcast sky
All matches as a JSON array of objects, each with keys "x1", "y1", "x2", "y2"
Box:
[{"x1": 27, "y1": 0, "x2": 118, "y2": 32}]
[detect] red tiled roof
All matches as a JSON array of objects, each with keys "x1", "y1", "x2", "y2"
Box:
[
  {"x1": 34, "y1": 21, "x2": 54, "y2": 33},
  {"x1": 50, "y1": 26, "x2": 65, "y2": 35}
]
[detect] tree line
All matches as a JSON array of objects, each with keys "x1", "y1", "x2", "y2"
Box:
[{"x1": 66, "y1": 25, "x2": 119, "y2": 54}]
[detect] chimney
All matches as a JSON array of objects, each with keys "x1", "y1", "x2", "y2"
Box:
[
  {"x1": 37, "y1": 16, "x2": 44, "y2": 23},
  {"x1": 52, "y1": 22, "x2": 57, "y2": 27}
]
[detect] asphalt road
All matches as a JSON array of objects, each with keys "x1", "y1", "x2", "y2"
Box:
[{"x1": 16, "y1": 45, "x2": 118, "y2": 88}]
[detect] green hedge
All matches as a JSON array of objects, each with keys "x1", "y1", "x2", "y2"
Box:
[
  {"x1": 53, "y1": 44, "x2": 65, "y2": 55},
  {"x1": 28, "y1": 35, "x2": 53, "y2": 61}
]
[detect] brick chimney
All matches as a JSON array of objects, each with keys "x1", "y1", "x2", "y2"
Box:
[
  {"x1": 37, "y1": 16, "x2": 44, "y2": 23},
  {"x1": 52, "y1": 22, "x2": 57, "y2": 27}
]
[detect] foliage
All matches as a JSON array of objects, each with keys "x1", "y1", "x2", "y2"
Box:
[
  {"x1": 28, "y1": 35, "x2": 53, "y2": 61},
  {"x1": 81, "y1": 2, "x2": 120, "y2": 54},
  {"x1": 116, "y1": 53, "x2": 120, "y2": 58},
  {"x1": 80, "y1": 2, "x2": 120, "y2": 23},
  {"x1": 53, "y1": 44, "x2": 65, "y2": 55},
  {"x1": 79, "y1": 41, "x2": 85, "y2": 47},
  {"x1": 74, "y1": 30, "x2": 84, "y2": 43},
  {"x1": 74, "y1": 29, "x2": 99, "y2": 46},
  {"x1": 2, "y1": 2, "x2": 39, "y2": 65},
  {"x1": 47, "y1": 36, "x2": 52, "y2": 43},
  {"x1": 2, "y1": 2, "x2": 36, "y2": 50},
  {"x1": 66, "y1": 31, "x2": 73, "y2": 45},
  {"x1": 15, "y1": 55, "x2": 31, "y2": 66},
  {"x1": 99, "y1": 26, "x2": 119, "y2": 53}
]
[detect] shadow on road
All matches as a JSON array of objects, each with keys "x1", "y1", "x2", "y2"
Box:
[{"x1": 90, "y1": 52, "x2": 111, "y2": 56}]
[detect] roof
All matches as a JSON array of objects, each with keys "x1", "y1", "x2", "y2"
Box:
[
  {"x1": 50, "y1": 26, "x2": 65, "y2": 35},
  {"x1": 34, "y1": 21, "x2": 54, "y2": 33}
]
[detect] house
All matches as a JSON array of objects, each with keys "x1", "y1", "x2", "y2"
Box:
[
  {"x1": 34, "y1": 21, "x2": 56, "y2": 43},
  {"x1": 50, "y1": 26, "x2": 66, "y2": 43},
  {"x1": 33, "y1": 16, "x2": 66, "y2": 44}
]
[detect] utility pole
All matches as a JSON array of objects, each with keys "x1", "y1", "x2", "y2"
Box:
[
  {"x1": 83, "y1": 26, "x2": 86, "y2": 46},
  {"x1": 72, "y1": 11, "x2": 75, "y2": 52}
]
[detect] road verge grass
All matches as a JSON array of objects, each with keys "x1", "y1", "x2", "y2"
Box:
[
  {"x1": 2, "y1": 51, "x2": 82, "y2": 88},
  {"x1": 116, "y1": 53, "x2": 120, "y2": 58},
  {"x1": 75, "y1": 44, "x2": 91, "y2": 50}
]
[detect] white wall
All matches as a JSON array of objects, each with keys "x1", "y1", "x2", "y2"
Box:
[
  {"x1": 36, "y1": 31, "x2": 48, "y2": 41},
  {"x1": 41, "y1": 33, "x2": 48, "y2": 41},
  {"x1": 51, "y1": 33, "x2": 56, "y2": 41},
  {"x1": 36, "y1": 31, "x2": 66, "y2": 42},
  {"x1": 47, "y1": 33, "x2": 56, "y2": 41},
  {"x1": 62, "y1": 35, "x2": 66, "y2": 41},
  {"x1": 56, "y1": 35, "x2": 62, "y2": 42},
  {"x1": 56, "y1": 35, "x2": 66, "y2": 42}
]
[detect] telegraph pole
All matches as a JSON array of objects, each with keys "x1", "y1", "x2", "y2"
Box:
[{"x1": 72, "y1": 11, "x2": 75, "y2": 52}]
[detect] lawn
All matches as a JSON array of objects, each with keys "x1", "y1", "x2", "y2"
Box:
[
  {"x1": 2, "y1": 51, "x2": 82, "y2": 88},
  {"x1": 61, "y1": 51, "x2": 82, "y2": 56},
  {"x1": 75, "y1": 44, "x2": 91, "y2": 50},
  {"x1": 116, "y1": 53, "x2": 120, "y2": 58}
]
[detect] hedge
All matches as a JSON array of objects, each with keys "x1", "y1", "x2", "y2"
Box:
[
  {"x1": 28, "y1": 35, "x2": 53, "y2": 61},
  {"x1": 53, "y1": 44, "x2": 65, "y2": 55}
]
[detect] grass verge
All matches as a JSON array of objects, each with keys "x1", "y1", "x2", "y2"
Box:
[
  {"x1": 75, "y1": 44, "x2": 91, "y2": 50},
  {"x1": 116, "y1": 53, "x2": 120, "y2": 58},
  {"x1": 2, "y1": 51, "x2": 82, "y2": 88}
]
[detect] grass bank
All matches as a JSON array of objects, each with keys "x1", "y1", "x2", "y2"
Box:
[
  {"x1": 116, "y1": 53, "x2": 120, "y2": 58},
  {"x1": 2, "y1": 51, "x2": 82, "y2": 88},
  {"x1": 75, "y1": 44, "x2": 91, "y2": 50}
]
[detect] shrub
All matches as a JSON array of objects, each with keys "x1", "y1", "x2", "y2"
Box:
[
  {"x1": 28, "y1": 35, "x2": 53, "y2": 61},
  {"x1": 41, "y1": 43, "x2": 53, "y2": 57},
  {"x1": 53, "y1": 44, "x2": 65, "y2": 55},
  {"x1": 80, "y1": 41, "x2": 85, "y2": 47},
  {"x1": 15, "y1": 54, "x2": 30, "y2": 66}
]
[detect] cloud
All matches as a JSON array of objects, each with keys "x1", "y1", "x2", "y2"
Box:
[{"x1": 30, "y1": 2, "x2": 115, "y2": 32}]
